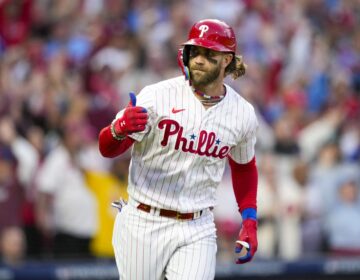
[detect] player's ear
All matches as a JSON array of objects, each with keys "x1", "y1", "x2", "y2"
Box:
[{"x1": 222, "y1": 53, "x2": 233, "y2": 68}]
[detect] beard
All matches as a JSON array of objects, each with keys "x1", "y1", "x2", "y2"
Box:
[{"x1": 189, "y1": 63, "x2": 221, "y2": 88}]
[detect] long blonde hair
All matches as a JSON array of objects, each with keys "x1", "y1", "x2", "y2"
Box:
[{"x1": 225, "y1": 55, "x2": 247, "y2": 79}]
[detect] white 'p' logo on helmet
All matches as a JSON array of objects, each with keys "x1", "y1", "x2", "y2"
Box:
[{"x1": 199, "y1": 25, "x2": 209, "y2": 38}]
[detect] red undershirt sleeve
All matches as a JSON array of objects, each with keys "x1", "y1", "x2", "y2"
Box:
[
  {"x1": 98, "y1": 125, "x2": 135, "y2": 158},
  {"x1": 228, "y1": 156, "x2": 258, "y2": 213}
]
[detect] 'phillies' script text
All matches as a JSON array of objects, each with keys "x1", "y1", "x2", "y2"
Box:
[{"x1": 158, "y1": 119, "x2": 230, "y2": 159}]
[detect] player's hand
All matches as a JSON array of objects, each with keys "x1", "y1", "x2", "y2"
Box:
[
  {"x1": 235, "y1": 218, "x2": 258, "y2": 264},
  {"x1": 113, "y1": 92, "x2": 148, "y2": 136}
]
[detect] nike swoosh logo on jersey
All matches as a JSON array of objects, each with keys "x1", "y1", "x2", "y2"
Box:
[{"x1": 172, "y1": 108, "x2": 185, "y2": 114}]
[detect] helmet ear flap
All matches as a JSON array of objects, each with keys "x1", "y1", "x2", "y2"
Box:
[
  {"x1": 182, "y1": 45, "x2": 190, "y2": 67},
  {"x1": 177, "y1": 47, "x2": 190, "y2": 81}
]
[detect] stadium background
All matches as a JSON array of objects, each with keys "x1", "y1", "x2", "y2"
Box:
[{"x1": 0, "y1": 0, "x2": 360, "y2": 279}]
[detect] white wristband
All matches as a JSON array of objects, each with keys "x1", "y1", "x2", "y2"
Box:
[{"x1": 110, "y1": 119, "x2": 126, "y2": 141}]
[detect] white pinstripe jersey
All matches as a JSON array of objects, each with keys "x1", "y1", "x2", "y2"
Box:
[{"x1": 116, "y1": 76, "x2": 258, "y2": 212}]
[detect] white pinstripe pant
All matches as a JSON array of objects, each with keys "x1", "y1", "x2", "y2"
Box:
[{"x1": 112, "y1": 201, "x2": 217, "y2": 280}]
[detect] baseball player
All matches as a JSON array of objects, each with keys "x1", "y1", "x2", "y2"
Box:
[{"x1": 99, "y1": 19, "x2": 258, "y2": 280}]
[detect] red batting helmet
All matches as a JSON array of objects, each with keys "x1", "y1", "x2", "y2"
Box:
[
  {"x1": 178, "y1": 19, "x2": 237, "y2": 80},
  {"x1": 183, "y1": 19, "x2": 237, "y2": 53}
]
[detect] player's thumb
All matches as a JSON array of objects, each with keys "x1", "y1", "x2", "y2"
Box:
[{"x1": 129, "y1": 92, "x2": 137, "y2": 107}]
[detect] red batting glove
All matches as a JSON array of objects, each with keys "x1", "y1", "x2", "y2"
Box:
[
  {"x1": 113, "y1": 92, "x2": 148, "y2": 136},
  {"x1": 235, "y1": 219, "x2": 258, "y2": 264}
]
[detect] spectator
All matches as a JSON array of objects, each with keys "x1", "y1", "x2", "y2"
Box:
[
  {"x1": 276, "y1": 159, "x2": 307, "y2": 260},
  {"x1": 35, "y1": 118, "x2": 98, "y2": 259},
  {"x1": 256, "y1": 153, "x2": 278, "y2": 259},
  {"x1": 0, "y1": 146, "x2": 23, "y2": 233},
  {"x1": 0, "y1": 227, "x2": 26, "y2": 267},
  {"x1": 0, "y1": 116, "x2": 42, "y2": 258},
  {"x1": 85, "y1": 155, "x2": 130, "y2": 258},
  {"x1": 0, "y1": 0, "x2": 33, "y2": 47},
  {"x1": 324, "y1": 178, "x2": 360, "y2": 256}
]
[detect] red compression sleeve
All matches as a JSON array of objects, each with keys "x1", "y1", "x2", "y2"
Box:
[
  {"x1": 228, "y1": 156, "x2": 258, "y2": 213},
  {"x1": 98, "y1": 125, "x2": 135, "y2": 158}
]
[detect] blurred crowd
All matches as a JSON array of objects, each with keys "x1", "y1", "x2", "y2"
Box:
[{"x1": 0, "y1": 0, "x2": 360, "y2": 267}]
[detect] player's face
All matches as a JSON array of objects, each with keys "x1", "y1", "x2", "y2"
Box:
[{"x1": 188, "y1": 46, "x2": 227, "y2": 87}]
